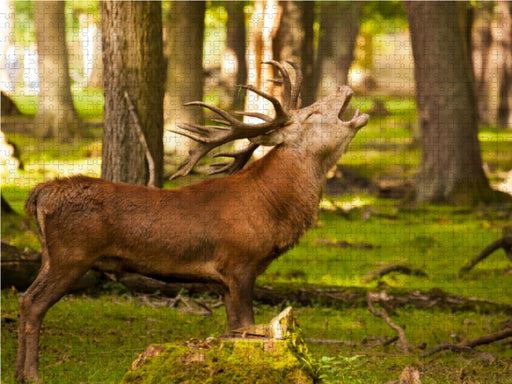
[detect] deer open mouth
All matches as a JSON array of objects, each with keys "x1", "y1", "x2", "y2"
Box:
[{"x1": 337, "y1": 88, "x2": 354, "y2": 121}]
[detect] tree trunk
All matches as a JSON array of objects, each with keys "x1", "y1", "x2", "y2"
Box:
[
  {"x1": 163, "y1": 1, "x2": 205, "y2": 158},
  {"x1": 34, "y1": 1, "x2": 80, "y2": 139},
  {"x1": 240, "y1": 0, "x2": 281, "y2": 157},
  {"x1": 224, "y1": 1, "x2": 247, "y2": 110},
  {"x1": 406, "y1": 1, "x2": 499, "y2": 205},
  {"x1": 101, "y1": 1, "x2": 164, "y2": 187},
  {"x1": 298, "y1": 2, "x2": 317, "y2": 107},
  {"x1": 495, "y1": 1, "x2": 512, "y2": 129},
  {"x1": 271, "y1": 1, "x2": 317, "y2": 107},
  {"x1": 317, "y1": 2, "x2": 362, "y2": 96},
  {"x1": 472, "y1": 2, "x2": 494, "y2": 125}
]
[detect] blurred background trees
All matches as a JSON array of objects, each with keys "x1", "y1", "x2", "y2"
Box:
[{"x1": 1, "y1": 0, "x2": 511, "y2": 204}]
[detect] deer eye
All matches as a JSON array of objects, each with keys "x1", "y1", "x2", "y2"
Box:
[{"x1": 305, "y1": 110, "x2": 321, "y2": 120}]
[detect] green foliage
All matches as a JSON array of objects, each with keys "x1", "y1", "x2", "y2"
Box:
[{"x1": 360, "y1": 1, "x2": 409, "y2": 35}]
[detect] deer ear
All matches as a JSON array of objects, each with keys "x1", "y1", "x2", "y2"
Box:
[
  {"x1": 249, "y1": 131, "x2": 285, "y2": 146},
  {"x1": 249, "y1": 122, "x2": 298, "y2": 146}
]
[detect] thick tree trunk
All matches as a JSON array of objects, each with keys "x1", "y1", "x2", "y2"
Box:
[
  {"x1": 164, "y1": 1, "x2": 205, "y2": 158},
  {"x1": 100, "y1": 1, "x2": 164, "y2": 187},
  {"x1": 406, "y1": 1, "x2": 498, "y2": 205},
  {"x1": 34, "y1": 1, "x2": 80, "y2": 139}
]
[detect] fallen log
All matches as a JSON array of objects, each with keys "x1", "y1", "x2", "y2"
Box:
[{"x1": 3, "y1": 242, "x2": 512, "y2": 314}]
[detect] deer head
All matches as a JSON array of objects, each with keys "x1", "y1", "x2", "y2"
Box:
[{"x1": 169, "y1": 60, "x2": 369, "y2": 180}]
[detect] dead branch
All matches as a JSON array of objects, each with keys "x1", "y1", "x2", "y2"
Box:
[
  {"x1": 421, "y1": 327, "x2": 512, "y2": 357},
  {"x1": 367, "y1": 292, "x2": 415, "y2": 353},
  {"x1": 362, "y1": 263, "x2": 427, "y2": 282},
  {"x1": 124, "y1": 91, "x2": 156, "y2": 188},
  {"x1": 305, "y1": 338, "x2": 358, "y2": 346},
  {"x1": 459, "y1": 225, "x2": 512, "y2": 276},
  {"x1": 314, "y1": 238, "x2": 374, "y2": 249}
]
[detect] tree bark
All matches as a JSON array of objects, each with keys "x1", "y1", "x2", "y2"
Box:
[
  {"x1": 317, "y1": 2, "x2": 362, "y2": 96},
  {"x1": 472, "y1": 2, "x2": 494, "y2": 125},
  {"x1": 34, "y1": 1, "x2": 80, "y2": 139},
  {"x1": 298, "y1": 2, "x2": 317, "y2": 107},
  {"x1": 495, "y1": 1, "x2": 512, "y2": 129},
  {"x1": 224, "y1": 1, "x2": 247, "y2": 110},
  {"x1": 406, "y1": 1, "x2": 499, "y2": 205},
  {"x1": 241, "y1": 0, "x2": 281, "y2": 157},
  {"x1": 163, "y1": 1, "x2": 205, "y2": 158},
  {"x1": 101, "y1": 1, "x2": 164, "y2": 187}
]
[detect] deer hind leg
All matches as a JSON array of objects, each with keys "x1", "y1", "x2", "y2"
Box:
[{"x1": 16, "y1": 248, "x2": 93, "y2": 383}]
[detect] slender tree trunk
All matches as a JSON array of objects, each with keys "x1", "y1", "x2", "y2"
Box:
[
  {"x1": 224, "y1": 1, "x2": 247, "y2": 110},
  {"x1": 472, "y1": 2, "x2": 494, "y2": 125},
  {"x1": 34, "y1": 1, "x2": 80, "y2": 139},
  {"x1": 495, "y1": 1, "x2": 512, "y2": 129},
  {"x1": 101, "y1": 1, "x2": 164, "y2": 187},
  {"x1": 164, "y1": 1, "x2": 205, "y2": 158},
  {"x1": 317, "y1": 2, "x2": 362, "y2": 96},
  {"x1": 406, "y1": 1, "x2": 498, "y2": 205},
  {"x1": 244, "y1": 1, "x2": 280, "y2": 118},
  {"x1": 298, "y1": 2, "x2": 317, "y2": 107},
  {"x1": 241, "y1": 0, "x2": 281, "y2": 157}
]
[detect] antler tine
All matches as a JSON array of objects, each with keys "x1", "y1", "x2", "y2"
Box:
[
  {"x1": 239, "y1": 85, "x2": 289, "y2": 125},
  {"x1": 285, "y1": 60, "x2": 303, "y2": 109},
  {"x1": 262, "y1": 60, "x2": 292, "y2": 110},
  {"x1": 234, "y1": 111, "x2": 274, "y2": 122},
  {"x1": 184, "y1": 101, "x2": 241, "y2": 126},
  {"x1": 209, "y1": 143, "x2": 260, "y2": 176},
  {"x1": 169, "y1": 144, "x2": 216, "y2": 180}
]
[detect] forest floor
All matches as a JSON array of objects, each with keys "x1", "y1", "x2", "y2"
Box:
[{"x1": 2, "y1": 89, "x2": 512, "y2": 383}]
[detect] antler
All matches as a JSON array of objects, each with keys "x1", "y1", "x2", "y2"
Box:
[{"x1": 169, "y1": 61, "x2": 303, "y2": 179}]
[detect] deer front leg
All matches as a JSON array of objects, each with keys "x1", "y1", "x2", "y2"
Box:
[{"x1": 223, "y1": 274, "x2": 256, "y2": 330}]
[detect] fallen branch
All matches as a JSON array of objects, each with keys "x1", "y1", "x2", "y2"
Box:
[
  {"x1": 458, "y1": 225, "x2": 512, "y2": 277},
  {"x1": 362, "y1": 263, "x2": 427, "y2": 282},
  {"x1": 315, "y1": 238, "x2": 374, "y2": 249},
  {"x1": 367, "y1": 292, "x2": 414, "y2": 353},
  {"x1": 124, "y1": 91, "x2": 156, "y2": 188},
  {"x1": 421, "y1": 327, "x2": 512, "y2": 357}
]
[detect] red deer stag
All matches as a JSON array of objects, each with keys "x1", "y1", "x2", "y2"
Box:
[{"x1": 16, "y1": 61, "x2": 369, "y2": 382}]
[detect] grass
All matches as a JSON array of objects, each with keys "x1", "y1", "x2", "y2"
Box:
[{"x1": 2, "y1": 94, "x2": 512, "y2": 383}]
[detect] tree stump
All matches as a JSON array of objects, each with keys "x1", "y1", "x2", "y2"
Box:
[{"x1": 121, "y1": 308, "x2": 315, "y2": 384}]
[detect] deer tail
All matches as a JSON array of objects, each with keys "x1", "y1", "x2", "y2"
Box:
[{"x1": 24, "y1": 182, "x2": 49, "y2": 217}]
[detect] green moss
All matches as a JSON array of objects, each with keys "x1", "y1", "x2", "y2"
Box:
[{"x1": 121, "y1": 338, "x2": 314, "y2": 384}]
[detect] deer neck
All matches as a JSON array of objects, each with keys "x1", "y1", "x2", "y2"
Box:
[{"x1": 245, "y1": 145, "x2": 325, "y2": 235}]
